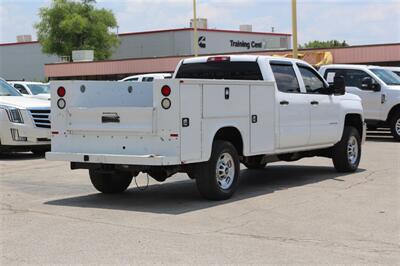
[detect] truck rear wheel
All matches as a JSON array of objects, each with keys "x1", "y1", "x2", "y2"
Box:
[
  {"x1": 332, "y1": 126, "x2": 361, "y2": 172},
  {"x1": 89, "y1": 169, "x2": 133, "y2": 194},
  {"x1": 389, "y1": 112, "x2": 400, "y2": 141},
  {"x1": 195, "y1": 140, "x2": 240, "y2": 200}
]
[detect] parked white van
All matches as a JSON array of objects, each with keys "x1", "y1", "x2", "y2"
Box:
[
  {"x1": 119, "y1": 73, "x2": 172, "y2": 82},
  {"x1": 0, "y1": 78, "x2": 51, "y2": 154},
  {"x1": 320, "y1": 65, "x2": 400, "y2": 140}
]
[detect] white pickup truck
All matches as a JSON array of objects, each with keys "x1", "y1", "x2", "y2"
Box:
[
  {"x1": 47, "y1": 55, "x2": 365, "y2": 200},
  {"x1": 319, "y1": 65, "x2": 400, "y2": 140}
]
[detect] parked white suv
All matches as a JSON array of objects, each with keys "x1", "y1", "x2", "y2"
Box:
[
  {"x1": 319, "y1": 65, "x2": 400, "y2": 140},
  {"x1": 9, "y1": 81, "x2": 51, "y2": 100},
  {"x1": 119, "y1": 73, "x2": 172, "y2": 82},
  {"x1": 0, "y1": 78, "x2": 51, "y2": 154},
  {"x1": 47, "y1": 56, "x2": 365, "y2": 200}
]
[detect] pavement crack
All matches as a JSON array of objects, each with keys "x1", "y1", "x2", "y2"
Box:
[
  {"x1": 343, "y1": 168, "x2": 389, "y2": 190},
  {"x1": 0, "y1": 203, "x2": 194, "y2": 237}
]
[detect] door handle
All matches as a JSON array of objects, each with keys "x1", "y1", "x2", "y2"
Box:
[
  {"x1": 280, "y1": 100, "x2": 289, "y2": 105},
  {"x1": 310, "y1": 101, "x2": 319, "y2": 105},
  {"x1": 225, "y1": 87, "x2": 230, "y2": 100}
]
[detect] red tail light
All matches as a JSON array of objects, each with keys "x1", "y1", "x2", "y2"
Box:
[
  {"x1": 161, "y1": 85, "x2": 171, "y2": 96},
  {"x1": 207, "y1": 56, "x2": 230, "y2": 62},
  {"x1": 57, "y1": 86, "x2": 66, "y2": 97}
]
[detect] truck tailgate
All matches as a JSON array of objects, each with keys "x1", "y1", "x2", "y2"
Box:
[
  {"x1": 67, "y1": 106, "x2": 155, "y2": 134},
  {"x1": 48, "y1": 80, "x2": 181, "y2": 164}
]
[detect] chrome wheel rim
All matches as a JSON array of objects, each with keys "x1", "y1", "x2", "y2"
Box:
[
  {"x1": 347, "y1": 136, "x2": 359, "y2": 165},
  {"x1": 395, "y1": 118, "x2": 400, "y2": 136},
  {"x1": 216, "y1": 152, "x2": 235, "y2": 190}
]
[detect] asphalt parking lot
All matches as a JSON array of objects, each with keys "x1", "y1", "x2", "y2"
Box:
[{"x1": 1, "y1": 132, "x2": 399, "y2": 265}]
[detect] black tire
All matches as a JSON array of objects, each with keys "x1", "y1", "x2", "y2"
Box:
[
  {"x1": 89, "y1": 169, "x2": 133, "y2": 194},
  {"x1": 243, "y1": 157, "x2": 267, "y2": 169},
  {"x1": 332, "y1": 126, "x2": 361, "y2": 172},
  {"x1": 389, "y1": 112, "x2": 400, "y2": 141},
  {"x1": 195, "y1": 140, "x2": 240, "y2": 200}
]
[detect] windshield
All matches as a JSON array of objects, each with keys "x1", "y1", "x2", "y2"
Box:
[
  {"x1": 371, "y1": 69, "x2": 400, "y2": 85},
  {"x1": 27, "y1": 84, "x2": 50, "y2": 95},
  {"x1": 0, "y1": 79, "x2": 21, "y2": 96}
]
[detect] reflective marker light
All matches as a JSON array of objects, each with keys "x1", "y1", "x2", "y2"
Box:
[
  {"x1": 161, "y1": 98, "x2": 171, "y2": 109},
  {"x1": 57, "y1": 86, "x2": 66, "y2": 97},
  {"x1": 161, "y1": 85, "x2": 171, "y2": 97},
  {"x1": 57, "y1": 98, "x2": 66, "y2": 109}
]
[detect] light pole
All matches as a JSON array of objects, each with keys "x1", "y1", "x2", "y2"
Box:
[
  {"x1": 193, "y1": 0, "x2": 198, "y2": 57},
  {"x1": 291, "y1": 0, "x2": 298, "y2": 59}
]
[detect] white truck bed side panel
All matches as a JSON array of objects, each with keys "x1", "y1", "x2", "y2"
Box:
[
  {"x1": 202, "y1": 118, "x2": 250, "y2": 160},
  {"x1": 250, "y1": 84, "x2": 276, "y2": 153},
  {"x1": 203, "y1": 84, "x2": 249, "y2": 118},
  {"x1": 180, "y1": 84, "x2": 202, "y2": 162}
]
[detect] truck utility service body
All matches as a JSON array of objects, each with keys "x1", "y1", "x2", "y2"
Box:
[{"x1": 47, "y1": 55, "x2": 365, "y2": 200}]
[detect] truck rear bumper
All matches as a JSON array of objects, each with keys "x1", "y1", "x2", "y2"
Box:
[{"x1": 46, "y1": 152, "x2": 180, "y2": 166}]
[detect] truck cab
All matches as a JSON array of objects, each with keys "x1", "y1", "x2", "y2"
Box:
[
  {"x1": 319, "y1": 65, "x2": 400, "y2": 140},
  {"x1": 47, "y1": 55, "x2": 365, "y2": 200}
]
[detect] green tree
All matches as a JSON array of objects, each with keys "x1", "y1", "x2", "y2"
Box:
[
  {"x1": 300, "y1": 40, "x2": 349, "y2": 49},
  {"x1": 35, "y1": 0, "x2": 119, "y2": 60}
]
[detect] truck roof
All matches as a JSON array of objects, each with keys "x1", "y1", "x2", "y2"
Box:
[{"x1": 181, "y1": 55, "x2": 308, "y2": 65}]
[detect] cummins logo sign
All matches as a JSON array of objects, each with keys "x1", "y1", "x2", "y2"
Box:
[{"x1": 198, "y1": 36, "x2": 206, "y2": 48}]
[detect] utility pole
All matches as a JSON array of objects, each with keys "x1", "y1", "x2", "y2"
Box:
[
  {"x1": 291, "y1": 0, "x2": 298, "y2": 59},
  {"x1": 193, "y1": 0, "x2": 198, "y2": 57}
]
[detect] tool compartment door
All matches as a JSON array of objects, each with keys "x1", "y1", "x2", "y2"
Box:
[
  {"x1": 250, "y1": 84, "x2": 276, "y2": 154},
  {"x1": 180, "y1": 83, "x2": 202, "y2": 162}
]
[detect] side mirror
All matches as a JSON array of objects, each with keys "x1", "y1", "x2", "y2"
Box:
[
  {"x1": 362, "y1": 77, "x2": 381, "y2": 91},
  {"x1": 332, "y1": 76, "x2": 346, "y2": 95}
]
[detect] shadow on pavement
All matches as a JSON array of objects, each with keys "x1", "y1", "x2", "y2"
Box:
[
  {"x1": 0, "y1": 152, "x2": 44, "y2": 161},
  {"x1": 45, "y1": 165, "x2": 365, "y2": 215},
  {"x1": 366, "y1": 130, "x2": 397, "y2": 143}
]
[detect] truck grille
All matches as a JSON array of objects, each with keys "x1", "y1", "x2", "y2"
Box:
[{"x1": 29, "y1": 109, "x2": 51, "y2": 128}]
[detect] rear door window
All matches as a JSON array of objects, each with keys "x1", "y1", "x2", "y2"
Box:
[
  {"x1": 175, "y1": 61, "x2": 263, "y2": 80},
  {"x1": 270, "y1": 63, "x2": 301, "y2": 93}
]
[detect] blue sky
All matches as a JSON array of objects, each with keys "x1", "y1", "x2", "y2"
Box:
[{"x1": 0, "y1": 0, "x2": 399, "y2": 45}]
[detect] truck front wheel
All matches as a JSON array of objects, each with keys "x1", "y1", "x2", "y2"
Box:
[
  {"x1": 89, "y1": 169, "x2": 133, "y2": 194},
  {"x1": 332, "y1": 126, "x2": 361, "y2": 172},
  {"x1": 195, "y1": 140, "x2": 240, "y2": 200},
  {"x1": 389, "y1": 112, "x2": 400, "y2": 141}
]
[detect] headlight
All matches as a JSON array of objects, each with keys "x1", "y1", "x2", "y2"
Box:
[{"x1": 0, "y1": 106, "x2": 24, "y2": 123}]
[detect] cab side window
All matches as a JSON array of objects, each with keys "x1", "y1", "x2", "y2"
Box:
[
  {"x1": 13, "y1": 84, "x2": 29, "y2": 94},
  {"x1": 298, "y1": 66, "x2": 326, "y2": 94},
  {"x1": 270, "y1": 63, "x2": 301, "y2": 93},
  {"x1": 325, "y1": 69, "x2": 374, "y2": 91},
  {"x1": 125, "y1": 78, "x2": 139, "y2": 82},
  {"x1": 143, "y1": 77, "x2": 154, "y2": 82}
]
